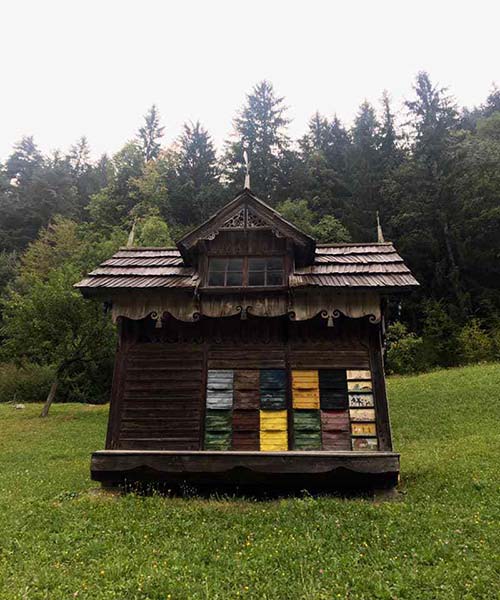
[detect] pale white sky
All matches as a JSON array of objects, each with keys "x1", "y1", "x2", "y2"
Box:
[{"x1": 1, "y1": 0, "x2": 498, "y2": 161}]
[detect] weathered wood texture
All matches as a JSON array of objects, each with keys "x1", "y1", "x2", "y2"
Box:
[
  {"x1": 320, "y1": 410, "x2": 351, "y2": 451},
  {"x1": 91, "y1": 450, "x2": 400, "y2": 490},
  {"x1": 107, "y1": 338, "x2": 204, "y2": 450},
  {"x1": 105, "y1": 315, "x2": 389, "y2": 458}
]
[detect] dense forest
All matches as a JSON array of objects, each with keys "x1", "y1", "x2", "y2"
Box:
[{"x1": 1, "y1": 72, "x2": 499, "y2": 405}]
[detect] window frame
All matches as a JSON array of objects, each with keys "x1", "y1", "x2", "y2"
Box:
[{"x1": 205, "y1": 255, "x2": 287, "y2": 289}]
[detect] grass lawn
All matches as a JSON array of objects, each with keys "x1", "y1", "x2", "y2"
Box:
[{"x1": 0, "y1": 364, "x2": 499, "y2": 599}]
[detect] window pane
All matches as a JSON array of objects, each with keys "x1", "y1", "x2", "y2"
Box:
[
  {"x1": 226, "y1": 271, "x2": 243, "y2": 286},
  {"x1": 210, "y1": 258, "x2": 226, "y2": 271},
  {"x1": 267, "y1": 257, "x2": 283, "y2": 270},
  {"x1": 249, "y1": 258, "x2": 266, "y2": 271},
  {"x1": 227, "y1": 258, "x2": 243, "y2": 272},
  {"x1": 267, "y1": 270, "x2": 283, "y2": 285},
  {"x1": 249, "y1": 271, "x2": 265, "y2": 286},
  {"x1": 208, "y1": 271, "x2": 225, "y2": 286}
]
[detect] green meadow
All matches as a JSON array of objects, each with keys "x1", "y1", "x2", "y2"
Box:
[{"x1": 0, "y1": 363, "x2": 498, "y2": 599}]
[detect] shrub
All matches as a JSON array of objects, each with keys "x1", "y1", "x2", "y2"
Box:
[
  {"x1": 385, "y1": 322, "x2": 428, "y2": 375},
  {"x1": 457, "y1": 319, "x2": 494, "y2": 364},
  {"x1": 0, "y1": 363, "x2": 55, "y2": 403}
]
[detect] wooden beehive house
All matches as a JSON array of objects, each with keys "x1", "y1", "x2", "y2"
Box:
[{"x1": 76, "y1": 189, "x2": 418, "y2": 490}]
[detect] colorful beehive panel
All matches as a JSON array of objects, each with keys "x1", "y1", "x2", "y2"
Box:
[
  {"x1": 292, "y1": 370, "x2": 320, "y2": 409},
  {"x1": 352, "y1": 437, "x2": 378, "y2": 451},
  {"x1": 349, "y1": 393, "x2": 374, "y2": 408},
  {"x1": 320, "y1": 409, "x2": 350, "y2": 450},
  {"x1": 260, "y1": 409, "x2": 288, "y2": 451},
  {"x1": 347, "y1": 380, "x2": 373, "y2": 392},
  {"x1": 233, "y1": 370, "x2": 260, "y2": 410},
  {"x1": 202, "y1": 367, "x2": 379, "y2": 453},
  {"x1": 204, "y1": 409, "x2": 232, "y2": 450},
  {"x1": 351, "y1": 422, "x2": 377, "y2": 436},
  {"x1": 232, "y1": 409, "x2": 260, "y2": 450},
  {"x1": 349, "y1": 409, "x2": 376, "y2": 422},
  {"x1": 319, "y1": 369, "x2": 348, "y2": 409},
  {"x1": 206, "y1": 370, "x2": 234, "y2": 409},
  {"x1": 293, "y1": 410, "x2": 321, "y2": 450},
  {"x1": 346, "y1": 369, "x2": 377, "y2": 450},
  {"x1": 260, "y1": 369, "x2": 286, "y2": 410},
  {"x1": 346, "y1": 370, "x2": 371, "y2": 380}
]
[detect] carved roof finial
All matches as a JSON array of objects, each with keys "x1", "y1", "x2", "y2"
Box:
[
  {"x1": 243, "y1": 149, "x2": 250, "y2": 189},
  {"x1": 376, "y1": 211, "x2": 385, "y2": 243}
]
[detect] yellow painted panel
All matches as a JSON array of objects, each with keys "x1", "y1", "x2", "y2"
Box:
[
  {"x1": 346, "y1": 369, "x2": 371, "y2": 381},
  {"x1": 349, "y1": 408, "x2": 376, "y2": 422},
  {"x1": 260, "y1": 410, "x2": 288, "y2": 431},
  {"x1": 348, "y1": 380, "x2": 373, "y2": 392},
  {"x1": 351, "y1": 422, "x2": 377, "y2": 436},
  {"x1": 292, "y1": 389, "x2": 320, "y2": 409},
  {"x1": 260, "y1": 430, "x2": 288, "y2": 451},
  {"x1": 292, "y1": 370, "x2": 319, "y2": 390}
]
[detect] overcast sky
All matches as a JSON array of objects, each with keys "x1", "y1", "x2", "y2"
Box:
[{"x1": 1, "y1": 0, "x2": 498, "y2": 161}]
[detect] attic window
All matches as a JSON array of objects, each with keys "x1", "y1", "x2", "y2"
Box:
[
  {"x1": 207, "y1": 258, "x2": 243, "y2": 286},
  {"x1": 207, "y1": 257, "x2": 285, "y2": 287}
]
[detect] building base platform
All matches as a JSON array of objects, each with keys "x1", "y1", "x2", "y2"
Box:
[{"x1": 91, "y1": 450, "x2": 400, "y2": 492}]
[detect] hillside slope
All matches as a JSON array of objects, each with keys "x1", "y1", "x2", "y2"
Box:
[{"x1": 0, "y1": 363, "x2": 498, "y2": 599}]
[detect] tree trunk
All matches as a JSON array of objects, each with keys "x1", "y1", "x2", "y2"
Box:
[{"x1": 40, "y1": 380, "x2": 58, "y2": 418}]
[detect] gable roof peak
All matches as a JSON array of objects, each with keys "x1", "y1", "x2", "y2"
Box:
[{"x1": 176, "y1": 189, "x2": 316, "y2": 266}]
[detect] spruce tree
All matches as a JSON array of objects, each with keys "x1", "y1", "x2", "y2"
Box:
[
  {"x1": 223, "y1": 81, "x2": 290, "y2": 201},
  {"x1": 138, "y1": 105, "x2": 165, "y2": 162},
  {"x1": 170, "y1": 121, "x2": 224, "y2": 225},
  {"x1": 347, "y1": 101, "x2": 382, "y2": 240}
]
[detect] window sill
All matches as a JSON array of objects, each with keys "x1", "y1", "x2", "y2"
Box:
[{"x1": 199, "y1": 286, "x2": 288, "y2": 294}]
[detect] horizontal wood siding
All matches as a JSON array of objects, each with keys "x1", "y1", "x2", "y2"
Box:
[
  {"x1": 292, "y1": 370, "x2": 320, "y2": 409},
  {"x1": 118, "y1": 344, "x2": 204, "y2": 450},
  {"x1": 320, "y1": 409, "x2": 351, "y2": 451},
  {"x1": 293, "y1": 410, "x2": 321, "y2": 450}
]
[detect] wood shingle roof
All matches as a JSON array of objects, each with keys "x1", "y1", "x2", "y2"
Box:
[{"x1": 75, "y1": 242, "x2": 418, "y2": 293}]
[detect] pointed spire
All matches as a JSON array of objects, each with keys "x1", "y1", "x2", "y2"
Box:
[
  {"x1": 376, "y1": 211, "x2": 385, "y2": 243},
  {"x1": 127, "y1": 218, "x2": 137, "y2": 247},
  {"x1": 243, "y1": 149, "x2": 250, "y2": 189}
]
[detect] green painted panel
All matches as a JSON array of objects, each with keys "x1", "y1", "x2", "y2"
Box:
[
  {"x1": 293, "y1": 429, "x2": 321, "y2": 450},
  {"x1": 204, "y1": 431, "x2": 231, "y2": 450},
  {"x1": 293, "y1": 410, "x2": 321, "y2": 432},
  {"x1": 205, "y1": 409, "x2": 232, "y2": 432}
]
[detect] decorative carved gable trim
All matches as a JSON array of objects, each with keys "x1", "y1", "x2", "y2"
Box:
[
  {"x1": 220, "y1": 207, "x2": 246, "y2": 229},
  {"x1": 176, "y1": 189, "x2": 316, "y2": 266},
  {"x1": 246, "y1": 207, "x2": 269, "y2": 228},
  {"x1": 218, "y1": 205, "x2": 273, "y2": 231}
]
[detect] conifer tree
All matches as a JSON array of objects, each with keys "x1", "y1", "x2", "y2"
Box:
[
  {"x1": 223, "y1": 81, "x2": 290, "y2": 201},
  {"x1": 138, "y1": 104, "x2": 165, "y2": 162},
  {"x1": 170, "y1": 121, "x2": 224, "y2": 225}
]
